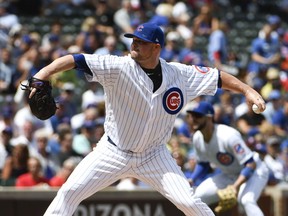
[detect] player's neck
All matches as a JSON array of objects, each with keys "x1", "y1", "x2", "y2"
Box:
[
  {"x1": 202, "y1": 123, "x2": 214, "y2": 143},
  {"x1": 137, "y1": 54, "x2": 160, "y2": 69}
]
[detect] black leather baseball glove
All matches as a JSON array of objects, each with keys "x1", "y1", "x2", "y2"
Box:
[{"x1": 21, "y1": 77, "x2": 57, "y2": 120}]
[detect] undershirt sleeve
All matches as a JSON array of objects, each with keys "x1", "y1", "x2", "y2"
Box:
[{"x1": 72, "y1": 54, "x2": 92, "y2": 76}]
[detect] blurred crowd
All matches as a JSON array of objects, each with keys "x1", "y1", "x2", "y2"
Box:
[{"x1": 0, "y1": 0, "x2": 287, "y2": 189}]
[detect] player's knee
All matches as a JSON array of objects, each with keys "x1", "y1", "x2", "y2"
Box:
[
  {"x1": 176, "y1": 196, "x2": 203, "y2": 208},
  {"x1": 239, "y1": 196, "x2": 257, "y2": 207},
  {"x1": 58, "y1": 183, "x2": 82, "y2": 203}
]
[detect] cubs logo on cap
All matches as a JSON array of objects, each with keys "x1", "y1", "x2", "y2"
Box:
[
  {"x1": 163, "y1": 87, "x2": 184, "y2": 115},
  {"x1": 124, "y1": 22, "x2": 165, "y2": 47}
]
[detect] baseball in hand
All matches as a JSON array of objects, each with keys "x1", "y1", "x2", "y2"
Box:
[{"x1": 252, "y1": 104, "x2": 261, "y2": 114}]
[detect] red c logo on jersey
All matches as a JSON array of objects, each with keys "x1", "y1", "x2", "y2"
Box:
[
  {"x1": 195, "y1": 66, "x2": 210, "y2": 74},
  {"x1": 216, "y1": 152, "x2": 234, "y2": 166},
  {"x1": 163, "y1": 87, "x2": 184, "y2": 115}
]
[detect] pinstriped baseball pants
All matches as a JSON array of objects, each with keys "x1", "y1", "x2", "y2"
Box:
[{"x1": 44, "y1": 139, "x2": 214, "y2": 216}]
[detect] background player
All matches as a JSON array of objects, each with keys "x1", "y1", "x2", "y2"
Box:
[
  {"x1": 187, "y1": 101, "x2": 269, "y2": 216},
  {"x1": 29, "y1": 22, "x2": 266, "y2": 216}
]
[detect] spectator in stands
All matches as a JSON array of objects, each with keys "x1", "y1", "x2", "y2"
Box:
[
  {"x1": 260, "y1": 67, "x2": 283, "y2": 100},
  {"x1": 207, "y1": 19, "x2": 239, "y2": 76},
  {"x1": 1, "y1": 144, "x2": 29, "y2": 186},
  {"x1": 0, "y1": 127, "x2": 14, "y2": 173},
  {"x1": 50, "y1": 82, "x2": 78, "y2": 133},
  {"x1": 49, "y1": 100, "x2": 72, "y2": 134},
  {"x1": 94, "y1": 121, "x2": 105, "y2": 145},
  {"x1": 57, "y1": 82, "x2": 78, "y2": 119},
  {"x1": 93, "y1": 0, "x2": 115, "y2": 36},
  {"x1": 174, "y1": 115, "x2": 191, "y2": 147},
  {"x1": 0, "y1": 2, "x2": 20, "y2": 48},
  {"x1": 259, "y1": 15, "x2": 282, "y2": 40},
  {"x1": 0, "y1": 106, "x2": 15, "y2": 133},
  {"x1": 94, "y1": 35, "x2": 123, "y2": 56},
  {"x1": 262, "y1": 90, "x2": 283, "y2": 124},
  {"x1": 114, "y1": 0, "x2": 143, "y2": 49},
  {"x1": 75, "y1": 17, "x2": 102, "y2": 54},
  {"x1": 171, "y1": 148, "x2": 187, "y2": 171},
  {"x1": 71, "y1": 104, "x2": 100, "y2": 133},
  {"x1": 113, "y1": 0, "x2": 134, "y2": 34},
  {"x1": 47, "y1": 123, "x2": 71, "y2": 154},
  {"x1": 15, "y1": 156, "x2": 49, "y2": 188},
  {"x1": 236, "y1": 100, "x2": 267, "y2": 136},
  {"x1": 0, "y1": 48, "x2": 17, "y2": 95},
  {"x1": 72, "y1": 120, "x2": 98, "y2": 156},
  {"x1": 51, "y1": 131, "x2": 82, "y2": 168},
  {"x1": 280, "y1": 139, "x2": 288, "y2": 182},
  {"x1": 217, "y1": 91, "x2": 235, "y2": 123},
  {"x1": 10, "y1": 120, "x2": 35, "y2": 148},
  {"x1": 17, "y1": 33, "x2": 43, "y2": 80},
  {"x1": 192, "y1": 3, "x2": 219, "y2": 37},
  {"x1": 42, "y1": 21, "x2": 63, "y2": 48},
  {"x1": 246, "y1": 24, "x2": 281, "y2": 87},
  {"x1": 49, "y1": 34, "x2": 72, "y2": 61},
  {"x1": 264, "y1": 135, "x2": 285, "y2": 185},
  {"x1": 160, "y1": 31, "x2": 180, "y2": 62},
  {"x1": 271, "y1": 95, "x2": 288, "y2": 138},
  {"x1": 167, "y1": 135, "x2": 188, "y2": 157},
  {"x1": 81, "y1": 82, "x2": 105, "y2": 111},
  {"x1": 280, "y1": 31, "x2": 288, "y2": 72},
  {"x1": 49, "y1": 157, "x2": 78, "y2": 187},
  {"x1": 30, "y1": 129, "x2": 60, "y2": 180},
  {"x1": 213, "y1": 103, "x2": 231, "y2": 126},
  {"x1": 148, "y1": 2, "x2": 173, "y2": 29},
  {"x1": 172, "y1": 2, "x2": 193, "y2": 41},
  {"x1": 178, "y1": 36, "x2": 205, "y2": 66}
]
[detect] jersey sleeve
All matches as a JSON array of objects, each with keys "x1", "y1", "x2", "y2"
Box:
[
  {"x1": 74, "y1": 53, "x2": 129, "y2": 87},
  {"x1": 172, "y1": 63, "x2": 220, "y2": 100},
  {"x1": 226, "y1": 128, "x2": 254, "y2": 165},
  {"x1": 192, "y1": 131, "x2": 210, "y2": 163}
]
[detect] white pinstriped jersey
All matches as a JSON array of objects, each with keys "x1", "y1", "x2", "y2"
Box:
[
  {"x1": 82, "y1": 54, "x2": 219, "y2": 152},
  {"x1": 192, "y1": 124, "x2": 254, "y2": 175}
]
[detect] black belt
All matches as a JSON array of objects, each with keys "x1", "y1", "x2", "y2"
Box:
[
  {"x1": 107, "y1": 136, "x2": 134, "y2": 153},
  {"x1": 107, "y1": 136, "x2": 117, "y2": 146}
]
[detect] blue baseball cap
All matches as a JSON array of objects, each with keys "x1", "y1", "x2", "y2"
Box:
[
  {"x1": 268, "y1": 15, "x2": 281, "y2": 25},
  {"x1": 254, "y1": 143, "x2": 267, "y2": 154},
  {"x1": 2, "y1": 126, "x2": 13, "y2": 135},
  {"x1": 268, "y1": 89, "x2": 281, "y2": 100},
  {"x1": 82, "y1": 120, "x2": 97, "y2": 129},
  {"x1": 187, "y1": 101, "x2": 214, "y2": 117},
  {"x1": 281, "y1": 140, "x2": 288, "y2": 151},
  {"x1": 124, "y1": 22, "x2": 165, "y2": 47}
]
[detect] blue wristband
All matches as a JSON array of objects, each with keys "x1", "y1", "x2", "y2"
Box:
[
  {"x1": 240, "y1": 166, "x2": 254, "y2": 179},
  {"x1": 72, "y1": 54, "x2": 92, "y2": 76}
]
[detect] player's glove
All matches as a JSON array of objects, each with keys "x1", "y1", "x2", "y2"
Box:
[
  {"x1": 214, "y1": 185, "x2": 237, "y2": 213},
  {"x1": 21, "y1": 77, "x2": 57, "y2": 120}
]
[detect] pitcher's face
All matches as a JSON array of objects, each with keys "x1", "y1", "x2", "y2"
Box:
[{"x1": 130, "y1": 38, "x2": 159, "y2": 62}]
